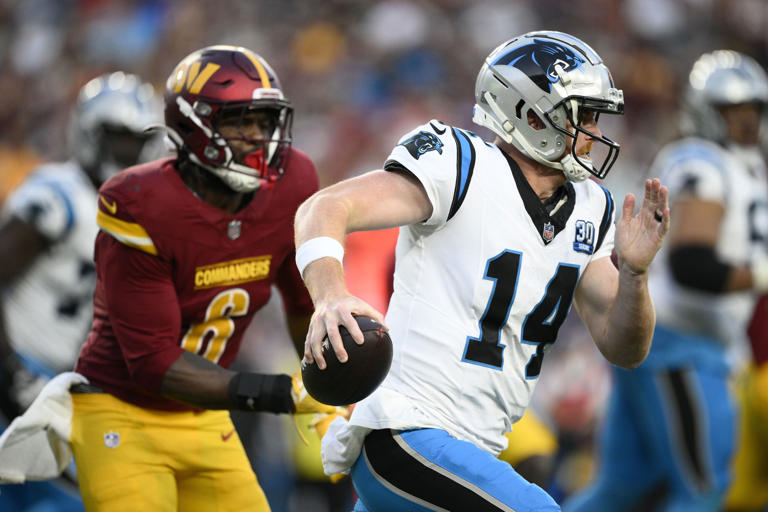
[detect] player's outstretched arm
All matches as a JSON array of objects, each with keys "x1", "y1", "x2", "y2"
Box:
[
  {"x1": 575, "y1": 178, "x2": 670, "y2": 368},
  {"x1": 160, "y1": 352, "x2": 336, "y2": 416},
  {"x1": 294, "y1": 169, "x2": 432, "y2": 370}
]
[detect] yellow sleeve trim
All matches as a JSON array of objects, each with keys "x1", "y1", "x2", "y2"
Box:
[{"x1": 97, "y1": 209, "x2": 158, "y2": 256}]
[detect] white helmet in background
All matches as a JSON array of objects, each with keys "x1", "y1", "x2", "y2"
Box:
[
  {"x1": 681, "y1": 50, "x2": 768, "y2": 144},
  {"x1": 71, "y1": 72, "x2": 161, "y2": 185},
  {"x1": 473, "y1": 30, "x2": 624, "y2": 182}
]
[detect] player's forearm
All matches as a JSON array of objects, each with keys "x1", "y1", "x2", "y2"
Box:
[
  {"x1": 160, "y1": 351, "x2": 294, "y2": 413},
  {"x1": 601, "y1": 268, "x2": 655, "y2": 369},
  {"x1": 294, "y1": 192, "x2": 350, "y2": 304},
  {"x1": 295, "y1": 190, "x2": 350, "y2": 250},
  {"x1": 159, "y1": 351, "x2": 237, "y2": 409}
]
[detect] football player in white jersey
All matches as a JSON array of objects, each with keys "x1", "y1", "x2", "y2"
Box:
[
  {"x1": 294, "y1": 31, "x2": 670, "y2": 511},
  {"x1": 0, "y1": 71, "x2": 159, "y2": 511},
  {"x1": 565, "y1": 52, "x2": 768, "y2": 511}
]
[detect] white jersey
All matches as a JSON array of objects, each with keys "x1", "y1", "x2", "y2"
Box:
[
  {"x1": 648, "y1": 138, "x2": 768, "y2": 355},
  {"x1": 2, "y1": 161, "x2": 98, "y2": 372},
  {"x1": 349, "y1": 120, "x2": 616, "y2": 454}
]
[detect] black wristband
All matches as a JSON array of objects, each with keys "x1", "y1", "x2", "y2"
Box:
[{"x1": 227, "y1": 373, "x2": 294, "y2": 414}]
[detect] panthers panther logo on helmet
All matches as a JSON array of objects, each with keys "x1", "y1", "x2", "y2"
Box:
[
  {"x1": 399, "y1": 131, "x2": 444, "y2": 160},
  {"x1": 493, "y1": 38, "x2": 585, "y2": 93},
  {"x1": 473, "y1": 31, "x2": 623, "y2": 182}
]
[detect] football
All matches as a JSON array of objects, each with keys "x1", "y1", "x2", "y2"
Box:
[{"x1": 301, "y1": 316, "x2": 393, "y2": 406}]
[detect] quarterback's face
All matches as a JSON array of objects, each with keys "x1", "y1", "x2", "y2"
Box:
[{"x1": 565, "y1": 110, "x2": 602, "y2": 158}]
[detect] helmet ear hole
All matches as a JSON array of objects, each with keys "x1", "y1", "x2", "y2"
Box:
[
  {"x1": 526, "y1": 109, "x2": 545, "y2": 131},
  {"x1": 177, "y1": 121, "x2": 195, "y2": 136},
  {"x1": 514, "y1": 100, "x2": 525, "y2": 120}
]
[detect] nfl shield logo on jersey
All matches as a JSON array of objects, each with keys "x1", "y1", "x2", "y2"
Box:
[
  {"x1": 228, "y1": 220, "x2": 242, "y2": 240},
  {"x1": 104, "y1": 431, "x2": 120, "y2": 449},
  {"x1": 542, "y1": 222, "x2": 555, "y2": 243}
]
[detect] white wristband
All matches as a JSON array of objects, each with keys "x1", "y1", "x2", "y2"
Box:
[
  {"x1": 753, "y1": 260, "x2": 768, "y2": 293},
  {"x1": 295, "y1": 236, "x2": 344, "y2": 278}
]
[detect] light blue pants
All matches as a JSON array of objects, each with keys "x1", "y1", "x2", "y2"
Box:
[{"x1": 350, "y1": 428, "x2": 560, "y2": 512}]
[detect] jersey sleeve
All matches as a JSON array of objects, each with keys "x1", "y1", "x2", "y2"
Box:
[
  {"x1": 3, "y1": 173, "x2": 76, "y2": 242},
  {"x1": 96, "y1": 232, "x2": 183, "y2": 392},
  {"x1": 592, "y1": 186, "x2": 616, "y2": 261},
  {"x1": 95, "y1": 189, "x2": 158, "y2": 256},
  {"x1": 653, "y1": 141, "x2": 727, "y2": 203},
  {"x1": 383, "y1": 120, "x2": 467, "y2": 227}
]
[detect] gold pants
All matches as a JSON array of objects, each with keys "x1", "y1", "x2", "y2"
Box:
[{"x1": 70, "y1": 392, "x2": 269, "y2": 512}]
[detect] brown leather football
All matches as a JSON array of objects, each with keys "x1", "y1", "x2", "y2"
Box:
[{"x1": 302, "y1": 316, "x2": 393, "y2": 406}]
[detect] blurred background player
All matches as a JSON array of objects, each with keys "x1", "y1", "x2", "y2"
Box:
[
  {"x1": 0, "y1": 71, "x2": 161, "y2": 512},
  {"x1": 69, "y1": 45, "x2": 336, "y2": 512},
  {"x1": 565, "y1": 50, "x2": 768, "y2": 511}
]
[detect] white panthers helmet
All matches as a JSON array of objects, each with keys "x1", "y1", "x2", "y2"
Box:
[
  {"x1": 71, "y1": 72, "x2": 161, "y2": 185},
  {"x1": 473, "y1": 31, "x2": 624, "y2": 182},
  {"x1": 681, "y1": 50, "x2": 768, "y2": 144}
]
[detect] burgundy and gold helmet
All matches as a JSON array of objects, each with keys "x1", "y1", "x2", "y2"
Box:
[{"x1": 164, "y1": 45, "x2": 293, "y2": 192}]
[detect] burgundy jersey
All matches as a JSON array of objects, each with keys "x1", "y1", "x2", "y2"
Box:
[
  {"x1": 748, "y1": 295, "x2": 768, "y2": 366},
  {"x1": 76, "y1": 151, "x2": 317, "y2": 410}
]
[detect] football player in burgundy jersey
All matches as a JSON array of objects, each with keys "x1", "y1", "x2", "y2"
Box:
[{"x1": 70, "y1": 46, "x2": 335, "y2": 512}]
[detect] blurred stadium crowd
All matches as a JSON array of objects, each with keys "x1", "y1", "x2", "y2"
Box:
[
  {"x1": 1, "y1": 0, "x2": 767, "y2": 511},
  {"x1": 2, "y1": 0, "x2": 767, "y2": 192}
]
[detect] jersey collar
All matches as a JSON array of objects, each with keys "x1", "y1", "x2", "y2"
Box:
[{"x1": 503, "y1": 151, "x2": 575, "y2": 245}]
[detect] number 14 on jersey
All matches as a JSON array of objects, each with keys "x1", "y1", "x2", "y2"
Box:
[{"x1": 462, "y1": 250, "x2": 579, "y2": 378}]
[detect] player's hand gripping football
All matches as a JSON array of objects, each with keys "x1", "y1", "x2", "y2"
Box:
[
  {"x1": 304, "y1": 291, "x2": 385, "y2": 370},
  {"x1": 614, "y1": 178, "x2": 670, "y2": 274}
]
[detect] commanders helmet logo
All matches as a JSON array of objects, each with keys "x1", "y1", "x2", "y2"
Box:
[
  {"x1": 493, "y1": 38, "x2": 585, "y2": 93},
  {"x1": 399, "y1": 131, "x2": 444, "y2": 160}
]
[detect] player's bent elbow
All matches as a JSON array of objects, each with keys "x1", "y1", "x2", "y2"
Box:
[
  {"x1": 295, "y1": 188, "x2": 349, "y2": 235},
  {"x1": 617, "y1": 344, "x2": 651, "y2": 369},
  {"x1": 615, "y1": 352, "x2": 648, "y2": 370},
  {"x1": 598, "y1": 337, "x2": 651, "y2": 370},
  {"x1": 295, "y1": 195, "x2": 316, "y2": 228}
]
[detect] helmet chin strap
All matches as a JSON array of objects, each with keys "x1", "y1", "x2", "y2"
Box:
[
  {"x1": 476, "y1": 93, "x2": 591, "y2": 182},
  {"x1": 557, "y1": 154, "x2": 591, "y2": 182},
  {"x1": 186, "y1": 150, "x2": 262, "y2": 193}
]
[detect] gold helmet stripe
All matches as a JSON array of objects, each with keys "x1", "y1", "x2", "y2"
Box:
[{"x1": 240, "y1": 48, "x2": 272, "y2": 89}]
